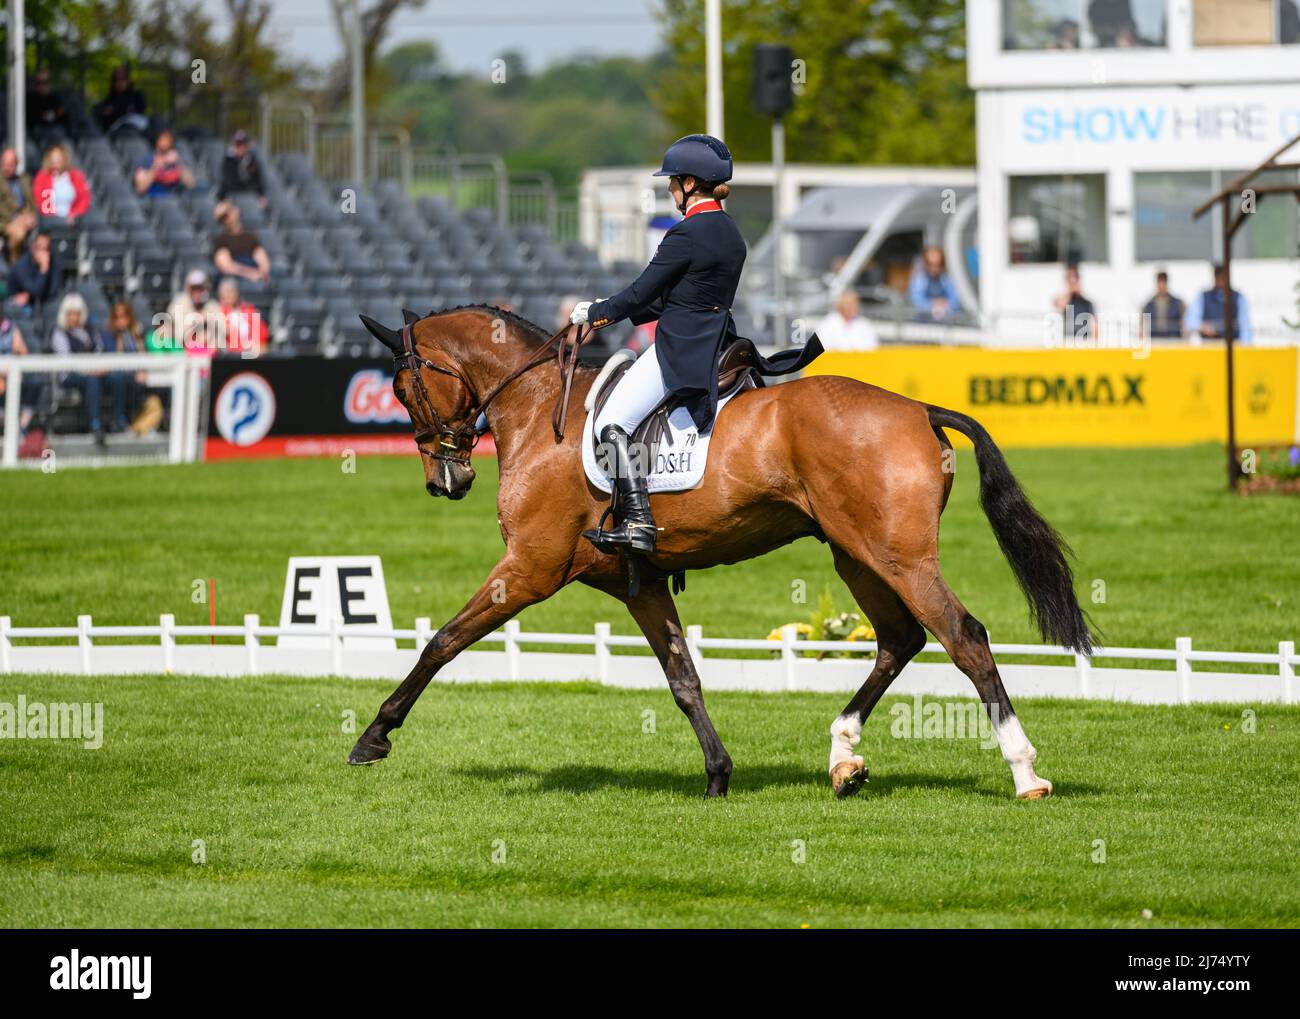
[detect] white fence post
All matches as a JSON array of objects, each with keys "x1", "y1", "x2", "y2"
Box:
[
  {"x1": 244, "y1": 614, "x2": 259, "y2": 674},
  {"x1": 1281, "y1": 641, "x2": 1295, "y2": 705},
  {"x1": 415, "y1": 617, "x2": 433, "y2": 650},
  {"x1": 0, "y1": 616, "x2": 10, "y2": 673},
  {"x1": 504, "y1": 620, "x2": 521, "y2": 681},
  {"x1": 686, "y1": 624, "x2": 704, "y2": 674},
  {"x1": 1074, "y1": 651, "x2": 1091, "y2": 698},
  {"x1": 77, "y1": 615, "x2": 93, "y2": 675},
  {"x1": 594, "y1": 622, "x2": 610, "y2": 684},
  {"x1": 1175, "y1": 636, "x2": 1192, "y2": 704},
  {"x1": 160, "y1": 613, "x2": 175, "y2": 672},
  {"x1": 781, "y1": 623, "x2": 798, "y2": 690},
  {"x1": 329, "y1": 615, "x2": 342, "y2": 676}
]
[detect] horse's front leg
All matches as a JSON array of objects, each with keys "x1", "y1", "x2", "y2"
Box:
[{"x1": 348, "y1": 553, "x2": 559, "y2": 764}]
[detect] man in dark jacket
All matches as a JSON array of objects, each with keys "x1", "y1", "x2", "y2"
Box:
[{"x1": 217, "y1": 130, "x2": 267, "y2": 208}]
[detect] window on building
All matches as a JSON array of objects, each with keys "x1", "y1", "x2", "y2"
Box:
[
  {"x1": 1008, "y1": 174, "x2": 1108, "y2": 263},
  {"x1": 1135, "y1": 168, "x2": 1300, "y2": 261},
  {"x1": 1194, "y1": 1, "x2": 1300, "y2": 44},
  {"x1": 1002, "y1": 0, "x2": 1169, "y2": 50}
]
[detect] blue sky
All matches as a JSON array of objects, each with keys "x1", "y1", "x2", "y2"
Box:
[{"x1": 205, "y1": 0, "x2": 665, "y2": 73}]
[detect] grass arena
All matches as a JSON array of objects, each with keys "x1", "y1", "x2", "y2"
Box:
[{"x1": 3, "y1": 446, "x2": 1298, "y2": 928}]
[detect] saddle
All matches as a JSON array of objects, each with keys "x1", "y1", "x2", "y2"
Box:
[{"x1": 588, "y1": 337, "x2": 765, "y2": 454}]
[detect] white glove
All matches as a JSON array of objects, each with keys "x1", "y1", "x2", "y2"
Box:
[{"x1": 570, "y1": 300, "x2": 593, "y2": 325}]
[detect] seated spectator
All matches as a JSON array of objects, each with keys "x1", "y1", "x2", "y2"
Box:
[
  {"x1": 211, "y1": 202, "x2": 270, "y2": 284},
  {"x1": 216, "y1": 278, "x2": 268, "y2": 356},
  {"x1": 815, "y1": 290, "x2": 879, "y2": 351},
  {"x1": 33, "y1": 144, "x2": 91, "y2": 224},
  {"x1": 27, "y1": 69, "x2": 70, "y2": 142},
  {"x1": 51, "y1": 293, "x2": 130, "y2": 439},
  {"x1": 134, "y1": 129, "x2": 194, "y2": 198},
  {"x1": 1142, "y1": 271, "x2": 1185, "y2": 340},
  {"x1": 1186, "y1": 264, "x2": 1253, "y2": 342},
  {"x1": 103, "y1": 301, "x2": 148, "y2": 422},
  {"x1": 0, "y1": 315, "x2": 39, "y2": 435},
  {"x1": 1, "y1": 147, "x2": 36, "y2": 262},
  {"x1": 166, "y1": 269, "x2": 221, "y2": 355},
  {"x1": 95, "y1": 64, "x2": 148, "y2": 135},
  {"x1": 6, "y1": 232, "x2": 61, "y2": 315},
  {"x1": 908, "y1": 246, "x2": 961, "y2": 321},
  {"x1": 1054, "y1": 264, "x2": 1096, "y2": 341},
  {"x1": 217, "y1": 130, "x2": 267, "y2": 208}
]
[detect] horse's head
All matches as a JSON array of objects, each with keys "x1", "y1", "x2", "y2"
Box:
[{"x1": 360, "y1": 312, "x2": 478, "y2": 499}]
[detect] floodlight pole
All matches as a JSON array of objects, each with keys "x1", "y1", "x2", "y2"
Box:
[
  {"x1": 8, "y1": 0, "x2": 25, "y2": 174},
  {"x1": 705, "y1": 0, "x2": 723, "y2": 140},
  {"x1": 350, "y1": 0, "x2": 365, "y2": 184},
  {"x1": 771, "y1": 115, "x2": 786, "y2": 346}
]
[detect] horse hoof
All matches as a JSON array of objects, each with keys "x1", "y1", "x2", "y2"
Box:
[
  {"x1": 831, "y1": 758, "x2": 868, "y2": 799},
  {"x1": 1017, "y1": 778, "x2": 1053, "y2": 800},
  {"x1": 347, "y1": 735, "x2": 391, "y2": 766}
]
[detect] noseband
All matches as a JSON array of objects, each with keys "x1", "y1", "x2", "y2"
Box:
[{"x1": 394, "y1": 317, "x2": 602, "y2": 468}]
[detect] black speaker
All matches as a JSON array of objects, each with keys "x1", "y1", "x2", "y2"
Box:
[{"x1": 752, "y1": 44, "x2": 794, "y2": 117}]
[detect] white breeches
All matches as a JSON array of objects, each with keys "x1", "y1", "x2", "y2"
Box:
[{"x1": 593, "y1": 345, "x2": 670, "y2": 435}]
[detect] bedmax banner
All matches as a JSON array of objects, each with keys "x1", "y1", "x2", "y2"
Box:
[
  {"x1": 804, "y1": 346, "x2": 1299, "y2": 448},
  {"x1": 204, "y1": 357, "x2": 496, "y2": 460}
]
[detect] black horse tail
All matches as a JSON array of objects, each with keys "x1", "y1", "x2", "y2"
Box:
[{"x1": 927, "y1": 405, "x2": 1094, "y2": 655}]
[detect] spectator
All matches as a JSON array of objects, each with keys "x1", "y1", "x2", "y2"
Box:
[
  {"x1": 27, "y1": 69, "x2": 69, "y2": 142},
  {"x1": 1051, "y1": 19, "x2": 1081, "y2": 49},
  {"x1": 166, "y1": 269, "x2": 221, "y2": 355},
  {"x1": 216, "y1": 278, "x2": 268, "y2": 356},
  {"x1": 134, "y1": 129, "x2": 194, "y2": 198},
  {"x1": 1141, "y1": 271, "x2": 1186, "y2": 340},
  {"x1": 103, "y1": 301, "x2": 148, "y2": 423},
  {"x1": 1054, "y1": 264, "x2": 1096, "y2": 340},
  {"x1": 33, "y1": 144, "x2": 92, "y2": 224},
  {"x1": 217, "y1": 130, "x2": 267, "y2": 207},
  {"x1": 1, "y1": 147, "x2": 36, "y2": 262},
  {"x1": 211, "y1": 202, "x2": 270, "y2": 284},
  {"x1": 1089, "y1": 0, "x2": 1138, "y2": 47},
  {"x1": 815, "y1": 290, "x2": 879, "y2": 351},
  {"x1": 51, "y1": 293, "x2": 128, "y2": 439},
  {"x1": 908, "y1": 246, "x2": 961, "y2": 321},
  {"x1": 6, "y1": 232, "x2": 61, "y2": 314},
  {"x1": 95, "y1": 64, "x2": 148, "y2": 135},
  {"x1": 556, "y1": 295, "x2": 581, "y2": 331},
  {"x1": 1186, "y1": 264, "x2": 1253, "y2": 342},
  {"x1": 0, "y1": 315, "x2": 38, "y2": 435}
]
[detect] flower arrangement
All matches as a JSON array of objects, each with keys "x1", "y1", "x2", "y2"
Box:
[
  {"x1": 766, "y1": 589, "x2": 877, "y2": 658},
  {"x1": 1242, "y1": 445, "x2": 1300, "y2": 495}
]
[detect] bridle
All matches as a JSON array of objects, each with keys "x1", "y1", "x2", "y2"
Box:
[{"x1": 394, "y1": 316, "x2": 602, "y2": 468}]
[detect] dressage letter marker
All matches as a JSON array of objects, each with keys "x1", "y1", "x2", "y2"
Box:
[{"x1": 278, "y1": 556, "x2": 396, "y2": 650}]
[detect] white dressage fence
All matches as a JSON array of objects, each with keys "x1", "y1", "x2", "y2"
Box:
[{"x1": 0, "y1": 615, "x2": 1295, "y2": 706}]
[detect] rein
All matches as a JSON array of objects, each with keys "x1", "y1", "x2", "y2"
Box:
[{"x1": 395, "y1": 317, "x2": 602, "y2": 465}]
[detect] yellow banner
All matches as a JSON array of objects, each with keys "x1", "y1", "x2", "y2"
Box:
[{"x1": 804, "y1": 346, "x2": 1299, "y2": 448}]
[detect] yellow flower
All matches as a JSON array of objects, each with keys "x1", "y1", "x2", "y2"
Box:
[
  {"x1": 766, "y1": 623, "x2": 814, "y2": 641},
  {"x1": 846, "y1": 624, "x2": 876, "y2": 642}
]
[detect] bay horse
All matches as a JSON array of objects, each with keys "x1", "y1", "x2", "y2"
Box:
[{"x1": 349, "y1": 306, "x2": 1093, "y2": 799}]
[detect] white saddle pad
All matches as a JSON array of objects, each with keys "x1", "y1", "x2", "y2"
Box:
[{"x1": 581, "y1": 390, "x2": 740, "y2": 494}]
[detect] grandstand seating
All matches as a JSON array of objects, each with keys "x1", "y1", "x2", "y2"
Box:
[{"x1": 8, "y1": 130, "x2": 638, "y2": 361}]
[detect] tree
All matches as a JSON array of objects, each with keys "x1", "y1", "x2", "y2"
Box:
[{"x1": 655, "y1": 0, "x2": 973, "y2": 166}]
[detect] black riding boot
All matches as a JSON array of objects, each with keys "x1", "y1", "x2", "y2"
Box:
[{"x1": 584, "y1": 424, "x2": 656, "y2": 554}]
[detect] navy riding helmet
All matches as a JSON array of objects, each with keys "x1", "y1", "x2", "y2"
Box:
[{"x1": 653, "y1": 134, "x2": 733, "y2": 185}]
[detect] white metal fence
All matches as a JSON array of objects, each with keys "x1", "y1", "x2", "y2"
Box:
[
  {"x1": 0, "y1": 353, "x2": 208, "y2": 468},
  {"x1": 1, "y1": 615, "x2": 1294, "y2": 706}
]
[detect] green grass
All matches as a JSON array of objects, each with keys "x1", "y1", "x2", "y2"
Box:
[
  {"x1": 2, "y1": 674, "x2": 1298, "y2": 928},
  {"x1": 0, "y1": 444, "x2": 1296, "y2": 652},
  {"x1": 1, "y1": 444, "x2": 1297, "y2": 927}
]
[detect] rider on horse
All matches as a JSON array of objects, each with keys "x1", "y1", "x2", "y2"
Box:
[{"x1": 571, "y1": 133, "x2": 746, "y2": 555}]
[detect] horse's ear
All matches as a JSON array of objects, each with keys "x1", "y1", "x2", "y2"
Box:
[
  {"x1": 401, "y1": 308, "x2": 420, "y2": 326},
  {"x1": 359, "y1": 314, "x2": 403, "y2": 355}
]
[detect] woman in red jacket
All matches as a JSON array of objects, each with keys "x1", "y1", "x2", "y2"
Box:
[{"x1": 32, "y1": 144, "x2": 92, "y2": 225}]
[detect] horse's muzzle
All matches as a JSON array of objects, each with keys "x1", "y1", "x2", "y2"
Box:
[{"x1": 426, "y1": 461, "x2": 475, "y2": 500}]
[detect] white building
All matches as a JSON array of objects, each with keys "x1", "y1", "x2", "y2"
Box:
[{"x1": 970, "y1": 0, "x2": 1300, "y2": 343}]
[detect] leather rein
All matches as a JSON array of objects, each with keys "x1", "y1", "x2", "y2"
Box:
[{"x1": 394, "y1": 317, "x2": 601, "y2": 466}]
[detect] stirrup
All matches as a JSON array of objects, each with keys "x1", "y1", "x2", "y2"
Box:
[{"x1": 583, "y1": 508, "x2": 656, "y2": 554}]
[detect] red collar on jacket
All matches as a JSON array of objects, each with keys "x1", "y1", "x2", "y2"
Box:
[{"x1": 682, "y1": 199, "x2": 721, "y2": 219}]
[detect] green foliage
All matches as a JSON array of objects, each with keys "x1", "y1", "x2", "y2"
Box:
[{"x1": 656, "y1": 0, "x2": 973, "y2": 166}]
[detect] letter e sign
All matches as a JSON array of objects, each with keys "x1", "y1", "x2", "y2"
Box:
[{"x1": 277, "y1": 556, "x2": 396, "y2": 649}]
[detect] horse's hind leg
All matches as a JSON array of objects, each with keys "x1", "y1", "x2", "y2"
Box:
[
  {"x1": 825, "y1": 546, "x2": 927, "y2": 798},
  {"x1": 886, "y1": 563, "x2": 1053, "y2": 799}
]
